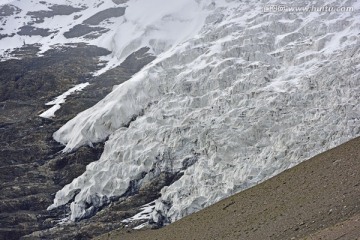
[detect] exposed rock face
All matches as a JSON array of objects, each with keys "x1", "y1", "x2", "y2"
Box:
[
  {"x1": 49, "y1": 0, "x2": 360, "y2": 227},
  {"x1": 1, "y1": 0, "x2": 359, "y2": 239},
  {"x1": 0, "y1": 5, "x2": 21, "y2": 17},
  {"x1": 0, "y1": 44, "x2": 108, "y2": 240},
  {"x1": 21, "y1": 172, "x2": 182, "y2": 240},
  {"x1": 0, "y1": 45, "x2": 154, "y2": 239},
  {"x1": 27, "y1": 5, "x2": 85, "y2": 24},
  {"x1": 17, "y1": 26, "x2": 54, "y2": 37},
  {"x1": 0, "y1": 33, "x2": 15, "y2": 40},
  {"x1": 63, "y1": 24, "x2": 109, "y2": 39},
  {"x1": 0, "y1": 44, "x2": 109, "y2": 103},
  {"x1": 112, "y1": 0, "x2": 128, "y2": 5},
  {"x1": 83, "y1": 7, "x2": 126, "y2": 25}
]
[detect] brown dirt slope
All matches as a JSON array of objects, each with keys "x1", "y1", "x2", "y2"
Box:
[{"x1": 98, "y1": 137, "x2": 360, "y2": 240}]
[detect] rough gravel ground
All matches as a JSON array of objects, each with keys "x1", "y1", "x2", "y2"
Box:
[{"x1": 97, "y1": 137, "x2": 360, "y2": 240}]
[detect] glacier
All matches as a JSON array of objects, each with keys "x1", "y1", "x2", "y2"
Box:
[{"x1": 45, "y1": 0, "x2": 360, "y2": 225}]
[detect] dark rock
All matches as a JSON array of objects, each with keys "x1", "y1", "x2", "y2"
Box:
[
  {"x1": 0, "y1": 44, "x2": 156, "y2": 240},
  {"x1": 181, "y1": 155, "x2": 199, "y2": 170},
  {"x1": 63, "y1": 24, "x2": 109, "y2": 39},
  {"x1": 83, "y1": 7, "x2": 126, "y2": 25},
  {"x1": 112, "y1": 0, "x2": 129, "y2": 4},
  {"x1": 0, "y1": 44, "x2": 110, "y2": 103},
  {"x1": 50, "y1": 144, "x2": 104, "y2": 186},
  {"x1": 4, "y1": 44, "x2": 41, "y2": 59},
  {"x1": 0, "y1": 4, "x2": 21, "y2": 17},
  {"x1": 0, "y1": 44, "x2": 110, "y2": 239},
  {"x1": 48, "y1": 5, "x2": 85, "y2": 15},
  {"x1": 56, "y1": 47, "x2": 155, "y2": 120},
  {"x1": 27, "y1": 5, "x2": 85, "y2": 23},
  {"x1": 17, "y1": 26, "x2": 54, "y2": 37},
  {"x1": 21, "y1": 171, "x2": 182, "y2": 240},
  {"x1": 0, "y1": 33, "x2": 15, "y2": 40}
]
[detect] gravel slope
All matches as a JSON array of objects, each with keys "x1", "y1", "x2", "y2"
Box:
[{"x1": 98, "y1": 137, "x2": 360, "y2": 240}]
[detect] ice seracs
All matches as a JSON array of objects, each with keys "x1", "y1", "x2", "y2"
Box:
[{"x1": 45, "y1": 0, "x2": 360, "y2": 224}]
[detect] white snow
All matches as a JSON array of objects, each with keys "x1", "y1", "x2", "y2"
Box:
[
  {"x1": 39, "y1": 82, "x2": 89, "y2": 119},
  {"x1": 39, "y1": 104, "x2": 62, "y2": 119},
  {"x1": 0, "y1": 0, "x2": 216, "y2": 74},
  {"x1": 0, "y1": 0, "x2": 121, "y2": 61},
  {"x1": 107, "y1": 0, "x2": 209, "y2": 59},
  {"x1": 2, "y1": 0, "x2": 359, "y2": 227},
  {"x1": 122, "y1": 201, "x2": 156, "y2": 224},
  {"x1": 92, "y1": 0, "x2": 215, "y2": 75},
  {"x1": 132, "y1": 223, "x2": 148, "y2": 230},
  {"x1": 47, "y1": 0, "x2": 360, "y2": 224}
]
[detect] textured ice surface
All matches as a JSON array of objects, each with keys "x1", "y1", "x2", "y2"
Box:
[{"x1": 48, "y1": 0, "x2": 360, "y2": 223}]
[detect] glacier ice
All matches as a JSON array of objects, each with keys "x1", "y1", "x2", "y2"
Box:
[{"x1": 48, "y1": 0, "x2": 360, "y2": 224}]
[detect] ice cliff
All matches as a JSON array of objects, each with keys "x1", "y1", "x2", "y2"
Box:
[{"x1": 46, "y1": 0, "x2": 360, "y2": 224}]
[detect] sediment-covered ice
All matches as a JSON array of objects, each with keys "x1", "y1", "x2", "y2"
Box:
[{"x1": 48, "y1": 0, "x2": 360, "y2": 223}]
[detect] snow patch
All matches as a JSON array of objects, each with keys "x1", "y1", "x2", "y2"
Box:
[
  {"x1": 122, "y1": 201, "x2": 156, "y2": 224},
  {"x1": 43, "y1": 0, "x2": 360, "y2": 225},
  {"x1": 39, "y1": 82, "x2": 89, "y2": 119}
]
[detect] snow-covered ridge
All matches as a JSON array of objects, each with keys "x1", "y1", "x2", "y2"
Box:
[
  {"x1": 48, "y1": 0, "x2": 360, "y2": 224},
  {"x1": 0, "y1": 0, "x2": 213, "y2": 74}
]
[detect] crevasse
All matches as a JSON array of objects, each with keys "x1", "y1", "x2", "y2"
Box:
[{"x1": 49, "y1": 0, "x2": 360, "y2": 223}]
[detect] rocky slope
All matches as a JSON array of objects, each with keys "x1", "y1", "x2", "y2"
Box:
[
  {"x1": 0, "y1": 44, "x2": 154, "y2": 239},
  {"x1": 0, "y1": 0, "x2": 360, "y2": 239},
  {"x1": 49, "y1": 0, "x2": 360, "y2": 227}
]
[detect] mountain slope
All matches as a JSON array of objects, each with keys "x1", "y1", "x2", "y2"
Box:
[
  {"x1": 0, "y1": 0, "x2": 359, "y2": 238},
  {"x1": 48, "y1": 0, "x2": 360, "y2": 225},
  {"x1": 0, "y1": 44, "x2": 154, "y2": 240},
  {"x1": 98, "y1": 136, "x2": 360, "y2": 240},
  {"x1": 0, "y1": 0, "x2": 211, "y2": 74}
]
